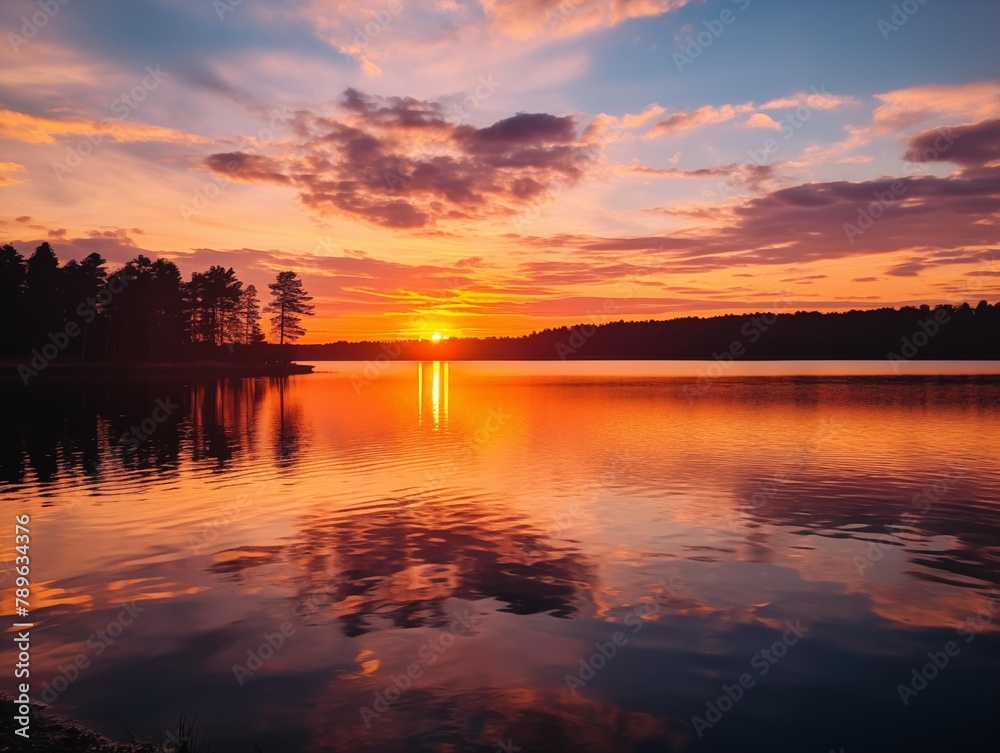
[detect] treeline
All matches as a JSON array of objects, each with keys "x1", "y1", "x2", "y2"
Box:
[
  {"x1": 292, "y1": 302, "x2": 1000, "y2": 361},
  {"x1": 0, "y1": 242, "x2": 314, "y2": 363}
]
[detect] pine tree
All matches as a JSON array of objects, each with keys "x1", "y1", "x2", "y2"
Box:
[
  {"x1": 25, "y1": 242, "x2": 62, "y2": 347},
  {"x1": 185, "y1": 266, "x2": 243, "y2": 346},
  {"x1": 264, "y1": 271, "x2": 315, "y2": 344},
  {"x1": 238, "y1": 284, "x2": 266, "y2": 344},
  {"x1": 0, "y1": 244, "x2": 28, "y2": 355}
]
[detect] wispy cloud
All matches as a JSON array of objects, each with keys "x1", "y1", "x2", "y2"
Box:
[{"x1": 0, "y1": 109, "x2": 212, "y2": 145}]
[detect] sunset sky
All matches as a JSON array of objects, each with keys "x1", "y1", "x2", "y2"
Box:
[{"x1": 2, "y1": 0, "x2": 999, "y2": 342}]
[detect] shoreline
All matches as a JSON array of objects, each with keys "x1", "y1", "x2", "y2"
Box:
[
  {"x1": 0, "y1": 360, "x2": 314, "y2": 383},
  {"x1": 0, "y1": 697, "x2": 157, "y2": 752}
]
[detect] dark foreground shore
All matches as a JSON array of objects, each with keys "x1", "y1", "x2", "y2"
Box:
[
  {"x1": 1, "y1": 360, "x2": 314, "y2": 383},
  {"x1": 0, "y1": 697, "x2": 157, "y2": 752}
]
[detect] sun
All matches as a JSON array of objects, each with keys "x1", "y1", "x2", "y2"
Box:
[{"x1": 431, "y1": 332, "x2": 443, "y2": 342}]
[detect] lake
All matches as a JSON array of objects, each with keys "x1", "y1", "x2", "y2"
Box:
[{"x1": 3, "y1": 361, "x2": 1000, "y2": 752}]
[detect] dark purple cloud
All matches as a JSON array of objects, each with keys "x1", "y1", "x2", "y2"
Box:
[
  {"x1": 205, "y1": 152, "x2": 291, "y2": 184},
  {"x1": 905, "y1": 118, "x2": 1000, "y2": 168},
  {"x1": 203, "y1": 89, "x2": 593, "y2": 229},
  {"x1": 509, "y1": 119, "x2": 1000, "y2": 277}
]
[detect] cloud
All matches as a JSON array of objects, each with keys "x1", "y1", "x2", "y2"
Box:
[
  {"x1": 761, "y1": 90, "x2": 860, "y2": 111},
  {"x1": 292, "y1": 0, "x2": 404, "y2": 76},
  {"x1": 0, "y1": 161, "x2": 25, "y2": 187},
  {"x1": 645, "y1": 103, "x2": 755, "y2": 138},
  {"x1": 641, "y1": 89, "x2": 860, "y2": 140},
  {"x1": 621, "y1": 104, "x2": 666, "y2": 129},
  {"x1": 781, "y1": 274, "x2": 828, "y2": 282},
  {"x1": 885, "y1": 261, "x2": 924, "y2": 277},
  {"x1": 837, "y1": 155, "x2": 873, "y2": 165},
  {"x1": 870, "y1": 81, "x2": 1000, "y2": 135},
  {"x1": 904, "y1": 118, "x2": 1000, "y2": 169},
  {"x1": 782, "y1": 82, "x2": 1000, "y2": 168},
  {"x1": 744, "y1": 113, "x2": 781, "y2": 130},
  {"x1": 584, "y1": 104, "x2": 664, "y2": 143},
  {"x1": 787, "y1": 125, "x2": 870, "y2": 168},
  {"x1": 523, "y1": 154, "x2": 1000, "y2": 277},
  {"x1": 0, "y1": 109, "x2": 212, "y2": 146},
  {"x1": 294, "y1": 0, "x2": 690, "y2": 78},
  {"x1": 205, "y1": 152, "x2": 292, "y2": 184},
  {"x1": 618, "y1": 159, "x2": 776, "y2": 189},
  {"x1": 7, "y1": 227, "x2": 151, "y2": 267},
  {"x1": 204, "y1": 88, "x2": 594, "y2": 229},
  {"x1": 582, "y1": 113, "x2": 621, "y2": 144},
  {"x1": 481, "y1": 0, "x2": 693, "y2": 39}
]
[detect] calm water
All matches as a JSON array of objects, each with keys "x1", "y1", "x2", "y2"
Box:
[{"x1": 3, "y1": 362, "x2": 1000, "y2": 752}]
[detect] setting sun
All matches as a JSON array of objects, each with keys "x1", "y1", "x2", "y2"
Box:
[{"x1": 431, "y1": 332, "x2": 444, "y2": 342}]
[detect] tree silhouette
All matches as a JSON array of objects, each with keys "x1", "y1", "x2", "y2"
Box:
[
  {"x1": 61, "y1": 252, "x2": 107, "y2": 359},
  {"x1": 25, "y1": 242, "x2": 62, "y2": 348},
  {"x1": 105, "y1": 255, "x2": 187, "y2": 359},
  {"x1": 238, "y1": 284, "x2": 266, "y2": 344},
  {"x1": 1, "y1": 239, "x2": 998, "y2": 368},
  {"x1": 0, "y1": 244, "x2": 27, "y2": 356},
  {"x1": 186, "y1": 266, "x2": 243, "y2": 347},
  {"x1": 264, "y1": 271, "x2": 315, "y2": 344}
]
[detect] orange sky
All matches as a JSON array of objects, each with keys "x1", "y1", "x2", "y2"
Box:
[{"x1": 2, "y1": 0, "x2": 999, "y2": 342}]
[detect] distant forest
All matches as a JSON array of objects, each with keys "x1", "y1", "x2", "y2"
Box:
[
  {"x1": 0, "y1": 242, "x2": 313, "y2": 368},
  {"x1": 295, "y1": 303, "x2": 1000, "y2": 362},
  {"x1": 2, "y1": 242, "x2": 998, "y2": 372}
]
